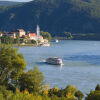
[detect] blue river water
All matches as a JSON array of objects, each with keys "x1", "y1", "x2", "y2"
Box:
[{"x1": 18, "y1": 40, "x2": 100, "y2": 94}]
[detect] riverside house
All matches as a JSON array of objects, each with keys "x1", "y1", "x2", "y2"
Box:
[
  {"x1": 12, "y1": 29, "x2": 26, "y2": 38},
  {"x1": 2, "y1": 29, "x2": 26, "y2": 39},
  {"x1": 28, "y1": 33, "x2": 44, "y2": 42}
]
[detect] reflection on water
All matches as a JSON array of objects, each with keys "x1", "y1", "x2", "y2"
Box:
[
  {"x1": 18, "y1": 40, "x2": 100, "y2": 94},
  {"x1": 60, "y1": 65, "x2": 63, "y2": 72}
]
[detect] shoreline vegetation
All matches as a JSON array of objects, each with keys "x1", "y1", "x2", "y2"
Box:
[{"x1": 0, "y1": 44, "x2": 100, "y2": 100}]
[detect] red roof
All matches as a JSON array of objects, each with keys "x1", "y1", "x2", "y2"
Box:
[
  {"x1": 29, "y1": 33, "x2": 36, "y2": 37},
  {"x1": 40, "y1": 36, "x2": 43, "y2": 39},
  {"x1": 28, "y1": 33, "x2": 43, "y2": 39}
]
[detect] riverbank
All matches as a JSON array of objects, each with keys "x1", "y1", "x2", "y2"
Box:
[
  {"x1": 53, "y1": 33, "x2": 100, "y2": 41},
  {"x1": 1, "y1": 42, "x2": 51, "y2": 47}
]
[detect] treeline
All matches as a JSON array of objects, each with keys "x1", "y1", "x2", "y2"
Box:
[{"x1": 0, "y1": 45, "x2": 100, "y2": 100}]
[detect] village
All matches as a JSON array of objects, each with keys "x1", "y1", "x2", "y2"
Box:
[{"x1": 0, "y1": 25, "x2": 51, "y2": 46}]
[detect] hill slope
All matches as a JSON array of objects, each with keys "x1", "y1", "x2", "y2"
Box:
[
  {"x1": 0, "y1": 1, "x2": 23, "y2": 6},
  {"x1": 0, "y1": 0, "x2": 100, "y2": 37}
]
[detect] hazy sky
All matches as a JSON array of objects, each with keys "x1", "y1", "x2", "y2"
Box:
[{"x1": 0, "y1": 0, "x2": 32, "y2": 2}]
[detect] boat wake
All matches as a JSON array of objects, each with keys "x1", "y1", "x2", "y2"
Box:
[{"x1": 40, "y1": 59, "x2": 46, "y2": 62}]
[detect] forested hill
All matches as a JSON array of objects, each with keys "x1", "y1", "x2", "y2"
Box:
[
  {"x1": 0, "y1": 1, "x2": 23, "y2": 6},
  {"x1": 0, "y1": 0, "x2": 100, "y2": 37}
]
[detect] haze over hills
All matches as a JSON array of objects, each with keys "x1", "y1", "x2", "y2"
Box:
[
  {"x1": 0, "y1": 1, "x2": 23, "y2": 6},
  {"x1": 0, "y1": 0, "x2": 100, "y2": 38}
]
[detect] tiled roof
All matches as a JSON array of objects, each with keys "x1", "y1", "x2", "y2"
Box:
[{"x1": 29, "y1": 33, "x2": 37, "y2": 37}]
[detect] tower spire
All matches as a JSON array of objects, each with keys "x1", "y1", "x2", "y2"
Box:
[{"x1": 36, "y1": 24, "x2": 40, "y2": 41}]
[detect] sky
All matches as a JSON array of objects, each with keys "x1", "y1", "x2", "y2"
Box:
[{"x1": 0, "y1": 0, "x2": 32, "y2": 2}]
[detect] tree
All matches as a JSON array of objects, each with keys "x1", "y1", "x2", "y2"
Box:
[
  {"x1": 85, "y1": 84, "x2": 100, "y2": 100},
  {"x1": 85, "y1": 90, "x2": 100, "y2": 100},
  {"x1": 64, "y1": 32, "x2": 73, "y2": 39},
  {"x1": 0, "y1": 36, "x2": 14, "y2": 44},
  {"x1": 18, "y1": 67, "x2": 44, "y2": 93},
  {"x1": 95, "y1": 84, "x2": 100, "y2": 91},
  {"x1": 14, "y1": 36, "x2": 20, "y2": 45},
  {"x1": 0, "y1": 39, "x2": 1, "y2": 45},
  {"x1": 0, "y1": 45, "x2": 26, "y2": 89},
  {"x1": 64, "y1": 85, "x2": 77, "y2": 99},
  {"x1": 40, "y1": 31, "x2": 52, "y2": 41},
  {"x1": 31, "y1": 40, "x2": 36, "y2": 44},
  {"x1": 75, "y1": 90, "x2": 84, "y2": 100}
]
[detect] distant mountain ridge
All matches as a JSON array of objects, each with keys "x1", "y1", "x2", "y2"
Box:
[
  {"x1": 0, "y1": 1, "x2": 23, "y2": 6},
  {"x1": 0, "y1": 0, "x2": 100, "y2": 39}
]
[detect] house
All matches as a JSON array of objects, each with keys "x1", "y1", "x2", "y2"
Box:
[
  {"x1": 0, "y1": 31, "x2": 3, "y2": 37},
  {"x1": 3, "y1": 32, "x2": 9, "y2": 36},
  {"x1": 12, "y1": 29, "x2": 26, "y2": 38},
  {"x1": 8, "y1": 32, "x2": 16, "y2": 39},
  {"x1": 28, "y1": 33, "x2": 44, "y2": 42},
  {"x1": 28, "y1": 33, "x2": 37, "y2": 40}
]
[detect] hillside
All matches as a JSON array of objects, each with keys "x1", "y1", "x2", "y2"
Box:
[
  {"x1": 0, "y1": 0, "x2": 100, "y2": 38},
  {"x1": 0, "y1": 1, "x2": 23, "y2": 6}
]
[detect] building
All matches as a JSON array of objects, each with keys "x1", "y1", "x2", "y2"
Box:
[
  {"x1": 28, "y1": 33, "x2": 44, "y2": 42},
  {"x1": 0, "y1": 31, "x2": 3, "y2": 37},
  {"x1": 28, "y1": 33, "x2": 37, "y2": 40},
  {"x1": 12, "y1": 29, "x2": 26, "y2": 38}
]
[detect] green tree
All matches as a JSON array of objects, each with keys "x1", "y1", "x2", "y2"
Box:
[
  {"x1": 31, "y1": 40, "x2": 36, "y2": 44},
  {"x1": 0, "y1": 36, "x2": 14, "y2": 44},
  {"x1": 75, "y1": 90, "x2": 84, "y2": 100},
  {"x1": 14, "y1": 36, "x2": 20, "y2": 45},
  {"x1": 95, "y1": 84, "x2": 100, "y2": 91},
  {"x1": 0, "y1": 45, "x2": 26, "y2": 89},
  {"x1": 85, "y1": 90, "x2": 100, "y2": 100},
  {"x1": 0, "y1": 39, "x2": 1, "y2": 45},
  {"x1": 64, "y1": 85, "x2": 77, "y2": 99},
  {"x1": 40, "y1": 31, "x2": 52, "y2": 41},
  {"x1": 18, "y1": 67, "x2": 44, "y2": 93}
]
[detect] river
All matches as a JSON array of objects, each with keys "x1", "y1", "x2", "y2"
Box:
[{"x1": 18, "y1": 40, "x2": 100, "y2": 94}]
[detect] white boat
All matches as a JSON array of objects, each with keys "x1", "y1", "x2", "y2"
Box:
[
  {"x1": 55, "y1": 39, "x2": 59, "y2": 43},
  {"x1": 40, "y1": 43, "x2": 50, "y2": 47},
  {"x1": 46, "y1": 57, "x2": 63, "y2": 65}
]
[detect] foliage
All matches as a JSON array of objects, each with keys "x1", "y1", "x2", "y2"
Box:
[
  {"x1": 18, "y1": 67, "x2": 44, "y2": 93},
  {"x1": 85, "y1": 90, "x2": 100, "y2": 100},
  {"x1": 75, "y1": 90, "x2": 84, "y2": 100},
  {"x1": 64, "y1": 85, "x2": 77, "y2": 99},
  {"x1": 85, "y1": 84, "x2": 100, "y2": 100},
  {"x1": 0, "y1": 44, "x2": 100, "y2": 100},
  {"x1": 40, "y1": 31, "x2": 52, "y2": 41},
  {"x1": 31, "y1": 40, "x2": 36, "y2": 44},
  {"x1": 95, "y1": 84, "x2": 100, "y2": 91},
  {"x1": 14, "y1": 36, "x2": 20, "y2": 44},
  {"x1": 64, "y1": 32, "x2": 73, "y2": 39},
  {"x1": 0, "y1": 45, "x2": 26, "y2": 89},
  {"x1": 0, "y1": 36, "x2": 14, "y2": 44},
  {"x1": 48, "y1": 85, "x2": 77, "y2": 100}
]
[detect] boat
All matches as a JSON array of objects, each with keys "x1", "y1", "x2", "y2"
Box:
[
  {"x1": 55, "y1": 39, "x2": 59, "y2": 43},
  {"x1": 40, "y1": 43, "x2": 50, "y2": 47},
  {"x1": 46, "y1": 57, "x2": 63, "y2": 65}
]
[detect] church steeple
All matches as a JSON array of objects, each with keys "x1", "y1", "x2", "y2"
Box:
[{"x1": 36, "y1": 24, "x2": 40, "y2": 41}]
